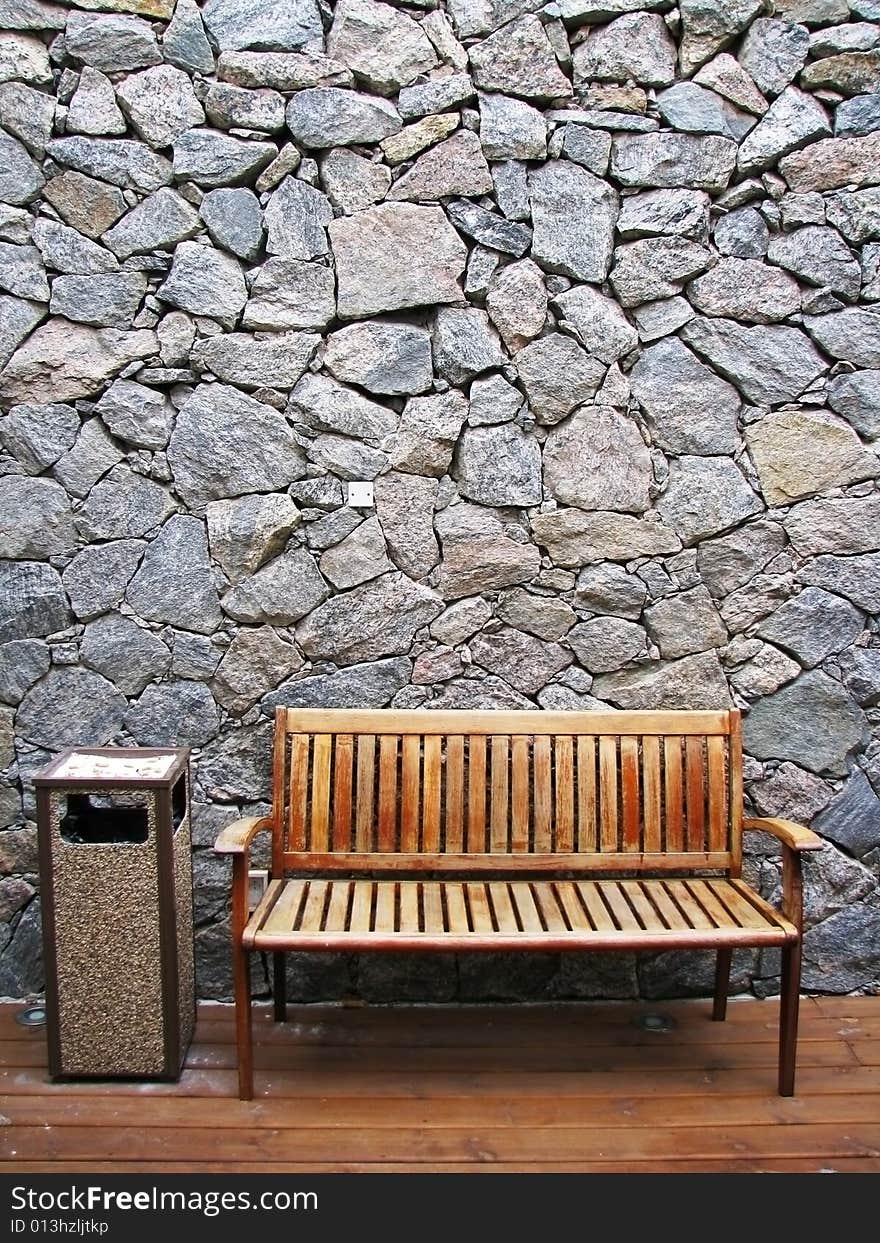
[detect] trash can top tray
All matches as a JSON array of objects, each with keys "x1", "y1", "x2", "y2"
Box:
[{"x1": 34, "y1": 746, "x2": 189, "y2": 786}]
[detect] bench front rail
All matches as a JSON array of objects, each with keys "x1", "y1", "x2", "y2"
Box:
[{"x1": 216, "y1": 708, "x2": 822, "y2": 1100}]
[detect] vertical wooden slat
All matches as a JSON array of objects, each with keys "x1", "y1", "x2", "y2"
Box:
[
  {"x1": 641, "y1": 736, "x2": 662, "y2": 854},
  {"x1": 577, "y1": 737, "x2": 596, "y2": 852},
  {"x1": 400, "y1": 734, "x2": 421, "y2": 852},
  {"x1": 599, "y1": 736, "x2": 619, "y2": 852},
  {"x1": 399, "y1": 882, "x2": 420, "y2": 933},
  {"x1": 355, "y1": 734, "x2": 376, "y2": 853},
  {"x1": 533, "y1": 735, "x2": 552, "y2": 854},
  {"x1": 288, "y1": 734, "x2": 310, "y2": 852},
  {"x1": 309, "y1": 734, "x2": 332, "y2": 852},
  {"x1": 376, "y1": 735, "x2": 396, "y2": 852},
  {"x1": 686, "y1": 736, "x2": 706, "y2": 853},
  {"x1": 620, "y1": 736, "x2": 640, "y2": 853},
  {"x1": 707, "y1": 735, "x2": 728, "y2": 855},
  {"x1": 490, "y1": 736, "x2": 509, "y2": 852},
  {"x1": 422, "y1": 734, "x2": 442, "y2": 853},
  {"x1": 510, "y1": 736, "x2": 530, "y2": 853},
  {"x1": 555, "y1": 736, "x2": 574, "y2": 853},
  {"x1": 444, "y1": 736, "x2": 464, "y2": 854},
  {"x1": 467, "y1": 735, "x2": 487, "y2": 852},
  {"x1": 271, "y1": 712, "x2": 287, "y2": 874},
  {"x1": 729, "y1": 710, "x2": 743, "y2": 878},
  {"x1": 664, "y1": 736, "x2": 684, "y2": 852},
  {"x1": 332, "y1": 735, "x2": 354, "y2": 852}
]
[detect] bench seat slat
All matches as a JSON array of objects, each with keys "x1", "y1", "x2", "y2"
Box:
[
  {"x1": 618, "y1": 879, "x2": 665, "y2": 931},
  {"x1": 597, "y1": 881, "x2": 641, "y2": 932},
  {"x1": 531, "y1": 882, "x2": 568, "y2": 933},
  {"x1": 575, "y1": 881, "x2": 616, "y2": 932},
  {"x1": 509, "y1": 882, "x2": 544, "y2": 934},
  {"x1": 349, "y1": 879, "x2": 374, "y2": 934},
  {"x1": 324, "y1": 879, "x2": 351, "y2": 934},
  {"x1": 246, "y1": 878, "x2": 796, "y2": 950},
  {"x1": 399, "y1": 881, "x2": 420, "y2": 933},
  {"x1": 261, "y1": 878, "x2": 308, "y2": 937},
  {"x1": 555, "y1": 882, "x2": 592, "y2": 932},
  {"x1": 662, "y1": 880, "x2": 715, "y2": 931},
  {"x1": 374, "y1": 881, "x2": 396, "y2": 933},
  {"x1": 422, "y1": 883, "x2": 445, "y2": 936},
  {"x1": 298, "y1": 879, "x2": 329, "y2": 933},
  {"x1": 488, "y1": 881, "x2": 520, "y2": 933},
  {"x1": 631, "y1": 879, "x2": 687, "y2": 931},
  {"x1": 445, "y1": 882, "x2": 470, "y2": 936},
  {"x1": 466, "y1": 882, "x2": 495, "y2": 933},
  {"x1": 720, "y1": 875, "x2": 790, "y2": 934}
]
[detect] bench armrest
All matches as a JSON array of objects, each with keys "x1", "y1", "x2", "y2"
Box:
[
  {"x1": 744, "y1": 817, "x2": 822, "y2": 931},
  {"x1": 743, "y1": 817, "x2": 824, "y2": 853},
  {"x1": 214, "y1": 815, "x2": 274, "y2": 855}
]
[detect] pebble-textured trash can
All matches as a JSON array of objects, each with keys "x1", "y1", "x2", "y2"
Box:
[{"x1": 34, "y1": 747, "x2": 195, "y2": 1081}]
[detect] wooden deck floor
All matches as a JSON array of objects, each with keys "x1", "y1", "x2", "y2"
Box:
[{"x1": 1, "y1": 996, "x2": 879, "y2": 1173}]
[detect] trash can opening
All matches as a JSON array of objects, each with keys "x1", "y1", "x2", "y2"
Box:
[
  {"x1": 59, "y1": 792, "x2": 149, "y2": 845},
  {"x1": 172, "y1": 774, "x2": 187, "y2": 830}
]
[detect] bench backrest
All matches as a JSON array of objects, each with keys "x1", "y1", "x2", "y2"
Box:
[{"x1": 268, "y1": 708, "x2": 743, "y2": 878}]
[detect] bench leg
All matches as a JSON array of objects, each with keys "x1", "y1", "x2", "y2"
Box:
[
  {"x1": 273, "y1": 951, "x2": 287, "y2": 1022},
  {"x1": 234, "y1": 943, "x2": 254, "y2": 1101},
  {"x1": 778, "y1": 941, "x2": 801, "y2": 1097},
  {"x1": 712, "y1": 948, "x2": 732, "y2": 1021}
]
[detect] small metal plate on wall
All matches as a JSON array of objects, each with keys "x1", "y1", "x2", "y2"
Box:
[{"x1": 346, "y1": 481, "x2": 374, "y2": 507}]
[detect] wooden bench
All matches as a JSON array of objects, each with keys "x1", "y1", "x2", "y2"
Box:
[{"x1": 216, "y1": 707, "x2": 822, "y2": 1100}]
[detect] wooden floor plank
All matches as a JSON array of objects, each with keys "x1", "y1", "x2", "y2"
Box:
[
  {"x1": 4, "y1": 1062, "x2": 878, "y2": 1104},
  {"x1": 3, "y1": 1122, "x2": 879, "y2": 1163},
  {"x1": 4, "y1": 1012, "x2": 875, "y2": 1058},
  {"x1": 6, "y1": 1158, "x2": 880, "y2": 1173},
  {"x1": 0, "y1": 1038, "x2": 859, "y2": 1072},
  {"x1": 3, "y1": 1063, "x2": 877, "y2": 1101},
  {"x1": 4, "y1": 1092, "x2": 879, "y2": 1130},
  {"x1": 188, "y1": 1015, "x2": 879, "y2": 1048},
  {"x1": 1, "y1": 999, "x2": 877, "y2": 1173},
  {"x1": 0, "y1": 996, "x2": 830, "y2": 1039}
]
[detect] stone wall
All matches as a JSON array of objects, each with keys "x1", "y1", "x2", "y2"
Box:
[{"x1": 1, "y1": 0, "x2": 879, "y2": 1005}]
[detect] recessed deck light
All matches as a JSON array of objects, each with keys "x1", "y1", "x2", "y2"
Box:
[
  {"x1": 15, "y1": 1005, "x2": 47, "y2": 1027},
  {"x1": 633, "y1": 1013, "x2": 676, "y2": 1033}
]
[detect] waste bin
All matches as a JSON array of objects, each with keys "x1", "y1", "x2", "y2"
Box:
[{"x1": 34, "y1": 747, "x2": 195, "y2": 1080}]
